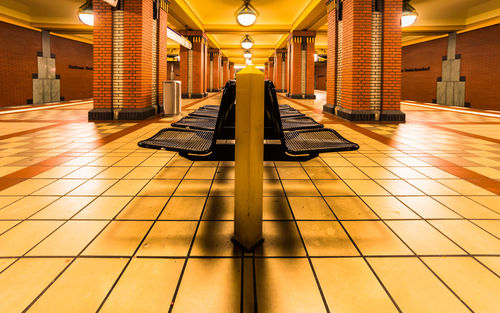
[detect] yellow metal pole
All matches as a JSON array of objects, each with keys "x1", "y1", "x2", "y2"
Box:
[{"x1": 234, "y1": 65, "x2": 264, "y2": 251}]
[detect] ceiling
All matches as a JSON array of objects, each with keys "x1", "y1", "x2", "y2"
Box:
[{"x1": 1, "y1": 0, "x2": 499, "y2": 65}]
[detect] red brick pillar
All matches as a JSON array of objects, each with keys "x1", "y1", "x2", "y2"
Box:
[
  {"x1": 90, "y1": 0, "x2": 169, "y2": 120},
  {"x1": 324, "y1": 0, "x2": 404, "y2": 121},
  {"x1": 273, "y1": 49, "x2": 287, "y2": 92},
  {"x1": 221, "y1": 57, "x2": 229, "y2": 85},
  {"x1": 286, "y1": 31, "x2": 316, "y2": 99},
  {"x1": 179, "y1": 30, "x2": 208, "y2": 98},
  {"x1": 229, "y1": 62, "x2": 235, "y2": 80},
  {"x1": 208, "y1": 48, "x2": 221, "y2": 91}
]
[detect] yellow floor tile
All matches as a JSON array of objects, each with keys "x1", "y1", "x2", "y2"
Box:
[
  {"x1": 298, "y1": 221, "x2": 358, "y2": 256},
  {"x1": 276, "y1": 167, "x2": 309, "y2": 179},
  {"x1": 471, "y1": 220, "x2": 500, "y2": 237},
  {"x1": 64, "y1": 167, "x2": 105, "y2": 179},
  {"x1": 0, "y1": 196, "x2": 58, "y2": 219},
  {"x1": 124, "y1": 166, "x2": 162, "y2": 179},
  {"x1": 27, "y1": 258, "x2": 127, "y2": 313},
  {"x1": 137, "y1": 221, "x2": 196, "y2": 257},
  {"x1": 288, "y1": 197, "x2": 335, "y2": 220},
  {"x1": 344, "y1": 180, "x2": 390, "y2": 196},
  {"x1": 83, "y1": 221, "x2": 152, "y2": 256},
  {"x1": 103, "y1": 179, "x2": 149, "y2": 196},
  {"x1": 406, "y1": 179, "x2": 459, "y2": 195},
  {"x1": 0, "y1": 258, "x2": 15, "y2": 272},
  {"x1": 0, "y1": 196, "x2": 21, "y2": 209},
  {"x1": 303, "y1": 166, "x2": 339, "y2": 179},
  {"x1": 0, "y1": 179, "x2": 55, "y2": 196},
  {"x1": 0, "y1": 221, "x2": 63, "y2": 256},
  {"x1": 191, "y1": 221, "x2": 240, "y2": 256},
  {"x1": 342, "y1": 221, "x2": 413, "y2": 256},
  {"x1": 313, "y1": 258, "x2": 398, "y2": 313},
  {"x1": 173, "y1": 179, "x2": 212, "y2": 196},
  {"x1": 138, "y1": 179, "x2": 180, "y2": 196},
  {"x1": 422, "y1": 257, "x2": 500, "y2": 313},
  {"x1": 387, "y1": 220, "x2": 465, "y2": 255},
  {"x1": 476, "y1": 257, "x2": 500, "y2": 275},
  {"x1": 171, "y1": 259, "x2": 240, "y2": 313},
  {"x1": 361, "y1": 196, "x2": 420, "y2": 219},
  {"x1": 139, "y1": 156, "x2": 174, "y2": 167},
  {"x1": 209, "y1": 179, "x2": 234, "y2": 196},
  {"x1": 436, "y1": 179, "x2": 495, "y2": 195},
  {"x1": 314, "y1": 179, "x2": 355, "y2": 196},
  {"x1": 413, "y1": 167, "x2": 457, "y2": 179},
  {"x1": 166, "y1": 157, "x2": 193, "y2": 167},
  {"x1": 184, "y1": 166, "x2": 217, "y2": 179},
  {"x1": 397, "y1": 196, "x2": 461, "y2": 218},
  {"x1": 430, "y1": 220, "x2": 500, "y2": 254},
  {"x1": 368, "y1": 257, "x2": 470, "y2": 313},
  {"x1": 359, "y1": 167, "x2": 399, "y2": 179},
  {"x1": 375, "y1": 179, "x2": 425, "y2": 196},
  {"x1": 34, "y1": 166, "x2": 79, "y2": 179},
  {"x1": 99, "y1": 258, "x2": 183, "y2": 313},
  {"x1": 0, "y1": 221, "x2": 19, "y2": 234},
  {"x1": 160, "y1": 196, "x2": 206, "y2": 220},
  {"x1": 433, "y1": 196, "x2": 500, "y2": 219},
  {"x1": 214, "y1": 166, "x2": 235, "y2": 179},
  {"x1": 28, "y1": 221, "x2": 108, "y2": 256},
  {"x1": 116, "y1": 197, "x2": 168, "y2": 220},
  {"x1": 255, "y1": 221, "x2": 305, "y2": 256},
  {"x1": 468, "y1": 196, "x2": 500, "y2": 214},
  {"x1": 0, "y1": 258, "x2": 71, "y2": 313},
  {"x1": 73, "y1": 196, "x2": 131, "y2": 220},
  {"x1": 93, "y1": 167, "x2": 134, "y2": 179},
  {"x1": 263, "y1": 179, "x2": 285, "y2": 196},
  {"x1": 386, "y1": 167, "x2": 427, "y2": 179},
  {"x1": 281, "y1": 179, "x2": 320, "y2": 196},
  {"x1": 263, "y1": 196, "x2": 292, "y2": 220},
  {"x1": 325, "y1": 196, "x2": 378, "y2": 220},
  {"x1": 154, "y1": 166, "x2": 189, "y2": 179},
  {"x1": 68, "y1": 179, "x2": 117, "y2": 196},
  {"x1": 321, "y1": 157, "x2": 354, "y2": 167},
  {"x1": 255, "y1": 258, "x2": 327, "y2": 313},
  {"x1": 330, "y1": 166, "x2": 369, "y2": 179},
  {"x1": 31, "y1": 196, "x2": 94, "y2": 219},
  {"x1": 202, "y1": 196, "x2": 233, "y2": 220}
]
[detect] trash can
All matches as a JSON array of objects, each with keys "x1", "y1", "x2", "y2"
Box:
[{"x1": 163, "y1": 80, "x2": 181, "y2": 116}]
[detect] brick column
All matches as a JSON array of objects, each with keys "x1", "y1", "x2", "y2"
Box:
[
  {"x1": 179, "y1": 30, "x2": 208, "y2": 98},
  {"x1": 229, "y1": 62, "x2": 235, "y2": 80},
  {"x1": 286, "y1": 31, "x2": 316, "y2": 99},
  {"x1": 208, "y1": 48, "x2": 221, "y2": 92},
  {"x1": 89, "y1": 0, "x2": 168, "y2": 120},
  {"x1": 273, "y1": 49, "x2": 287, "y2": 92},
  {"x1": 221, "y1": 57, "x2": 229, "y2": 85},
  {"x1": 324, "y1": 0, "x2": 404, "y2": 121}
]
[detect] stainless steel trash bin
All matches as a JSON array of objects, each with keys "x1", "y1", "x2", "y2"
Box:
[{"x1": 163, "y1": 80, "x2": 181, "y2": 116}]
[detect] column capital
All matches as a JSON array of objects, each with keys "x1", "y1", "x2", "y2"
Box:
[
  {"x1": 221, "y1": 56, "x2": 228, "y2": 62},
  {"x1": 208, "y1": 48, "x2": 220, "y2": 54},
  {"x1": 179, "y1": 30, "x2": 208, "y2": 43},
  {"x1": 325, "y1": 0, "x2": 337, "y2": 13},
  {"x1": 275, "y1": 48, "x2": 287, "y2": 56},
  {"x1": 287, "y1": 30, "x2": 316, "y2": 43}
]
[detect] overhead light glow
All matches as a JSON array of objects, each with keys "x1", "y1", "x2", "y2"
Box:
[
  {"x1": 234, "y1": 65, "x2": 246, "y2": 69},
  {"x1": 243, "y1": 50, "x2": 252, "y2": 59},
  {"x1": 241, "y1": 35, "x2": 254, "y2": 49},
  {"x1": 314, "y1": 54, "x2": 319, "y2": 62},
  {"x1": 402, "y1": 0, "x2": 418, "y2": 28},
  {"x1": 78, "y1": 1, "x2": 94, "y2": 26},
  {"x1": 236, "y1": 1, "x2": 257, "y2": 26},
  {"x1": 167, "y1": 27, "x2": 192, "y2": 49},
  {"x1": 246, "y1": 58, "x2": 252, "y2": 65}
]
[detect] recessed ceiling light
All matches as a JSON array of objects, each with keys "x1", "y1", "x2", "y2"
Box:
[
  {"x1": 78, "y1": 0, "x2": 93, "y2": 26},
  {"x1": 402, "y1": 0, "x2": 418, "y2": 28},
  {"x1": 236, "y1": 1, "x2": 258, "y2": 27},
  {"x1": 241, "y1": 35, "x2": 254, "y2": 49}
]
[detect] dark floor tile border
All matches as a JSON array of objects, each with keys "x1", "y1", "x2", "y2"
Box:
[{"x1": 278, "y1": 95, "x2": 500, "y2": 195}]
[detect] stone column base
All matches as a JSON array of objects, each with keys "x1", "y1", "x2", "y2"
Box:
[
  {"x1": 332, "y1": 106, "x2": 406, "y2": 122},
  {"x1": 275, "y1": 89, "x2": 287, "y2": 93},
  {"x1": 207, "y1": 89, "x2": 220, "y2": 92},
  {"x1": 323, "y1": 104, "x2": 334, "y2": 114},
  {"x1": 88, "y1": 106, "x2": 156, "y2": 121},
  {"x1": 380, "y1": 110, "x2": 406, "y2": 122}
]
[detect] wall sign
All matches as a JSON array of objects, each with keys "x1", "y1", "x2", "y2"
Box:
[
  {"x1": 402, "y1": 67, "x2": 430, "y2": 72},
  {"x1": 69, "y1": 65, "x2": 93, "y2": 70}
]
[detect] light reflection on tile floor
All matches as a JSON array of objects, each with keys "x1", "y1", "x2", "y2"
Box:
[{"x1": 0, "y1": 93, "x2": 499, "y2": 313}]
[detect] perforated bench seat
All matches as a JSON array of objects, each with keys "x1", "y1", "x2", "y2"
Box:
[{"x1": 138, "y1": 128, "x2": 214, "y2": 154}]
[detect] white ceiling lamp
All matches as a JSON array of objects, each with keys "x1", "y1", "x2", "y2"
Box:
[
  {"x1": 78, "y1": 1, "x2": 94, "y2": 26},
  {"x1": 236, "y1": 0, "x2": 258, "y2": 27},
  {"x1": 241, "y1": 35, "x2": 254, "y2": 50},
  {"x1": 402, "y1": 0, "x2": 418, "y2": 28},
  {"x1": 246, "y1": 58, "x2": 252, "y2": 65},
  {"x1": 243, "y1": 50, "x2": 252, "y2": 59}
]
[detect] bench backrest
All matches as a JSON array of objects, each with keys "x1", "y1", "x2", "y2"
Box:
[
  {"x1": 264, "y1": 80, "x2": 286, "y2": 143},
  {"x1": 211, "y1": 80, "x2": 236, "y2": 146}
]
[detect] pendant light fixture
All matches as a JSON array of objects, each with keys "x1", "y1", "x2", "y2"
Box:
[
  {"x1": 402, "y1": 0, "x2": 418, "y2": 28},
  {"x1": 241, "y1": 35, "x2": 254, "y2": 50},
  {"x1": 78, "y1": 0, "x2": 94, "y2": 26},
  {"x1": 236, "y1": 0, "x2": 258, "y2": 26},
  {"x1": 243, "y1": 50, "x2": 252, "y2": 59}
]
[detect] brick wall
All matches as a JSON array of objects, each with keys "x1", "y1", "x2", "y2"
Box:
[
  {"x1": 93, "y1": 0, "x2": 112, "y2": 109},
  {"x1": 402, "y1": 24, "x2": 500, "y2": 110},
  {"x1": 0, "y1": 21, "x2": 93, "y2": 107},
  {"x1": 326, "y1": 0, "x2": 337, "y2": 107}
]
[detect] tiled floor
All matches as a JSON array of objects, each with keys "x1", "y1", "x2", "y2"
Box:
[{"x1": 0, "y1": 93, "x2": 499, "y2": 313}]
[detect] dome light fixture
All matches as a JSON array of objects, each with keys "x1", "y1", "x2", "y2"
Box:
[
  {"x1": 245, "y1": 58, "x2": 252, "y2": 65},
  {"x1": 78, "y1": 0, "x2": 94, "y2": 26},
  {"x1": 236, "y1": 0, "x2": 258, "y2": 27},
  {"x1": 241, "y1": 35, "x2": 254, "y2": 50},
  {"x1": 402, "y1": 0, "x2": 418, "y2": 28},
  {"x1": 243, "y1": 50, "x2": 252, "y2": 59}
]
